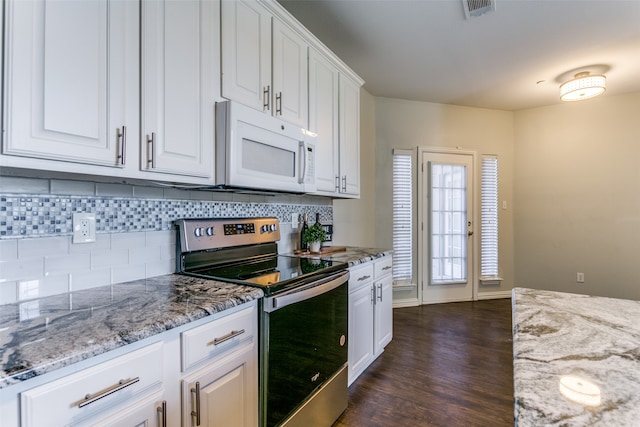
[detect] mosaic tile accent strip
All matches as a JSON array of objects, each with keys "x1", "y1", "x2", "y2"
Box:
[{"x1": 0, "y1": 194, "x2": 332, "y2": 238}]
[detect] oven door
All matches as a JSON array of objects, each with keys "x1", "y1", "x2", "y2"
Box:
[{"x1": 261, "y1": 270, "x2": 348, "y2": 427}]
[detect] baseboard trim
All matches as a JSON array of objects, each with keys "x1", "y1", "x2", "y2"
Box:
[
  {"x1": 392, "y1": 298, "x2": 420, "y2": 308},
  {"x1": 477, "y1": 290, "x2": 512, "y2": 300}
]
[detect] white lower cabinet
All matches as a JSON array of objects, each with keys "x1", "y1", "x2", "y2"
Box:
[
  {"x1": 1, "y1": 301, "x2": 258, "y2": 427},
  {"x1": 180, "y1": 303, "x2": 258, "y2": 427},
  {"x1": 90, "y1": 391, "x2": 167, "y2": 427},
  {"x1": 348, "y1": 256, "x2": 393, "y2": 386},
  {"x1": 20, "y1": 342, "x2": 165, "y2": 427},
  {"x1": 181, "y1": 342, "x2": 257, "y2": 427}
]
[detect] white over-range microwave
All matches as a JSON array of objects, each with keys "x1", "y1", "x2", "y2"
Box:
[{"x1": 215, "y1": 101, "x2": 317, "y2": 194}]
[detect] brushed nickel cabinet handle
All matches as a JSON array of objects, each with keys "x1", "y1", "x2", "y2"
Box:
[
  {"x1": 77, "y1": 377, "x2": 140, "y2": 408},
  {"x1": 382, "y1": 266, "x2": 392, "y2": 271},
  {"x1": 370, "y1": 285, "x2": 375, "y2": 303},
  {"x1": 342, "y1": 175, "x2": 347, "y2": 192},
  {"x1": 377, "y1": 283, "x2": 383, "y2": 302},
  {"x1": 276, "y1": 92, "x2": 282, "y2": 115},
  {"x1": 335, "y1": 176, "x2": 340, "y2": 191},
  {"x1": 116, "y1": 126, "x2": 126, "y2": 166},
  {"x1": 191, "y1": 381, "x2": 201, "y2": 426},
  {"x1": 208, "y1": 329, "x2": 245, "y2": 346},
  {"x1": 263, "y1": 85, "x2": 270, "y2": 111},
  {"x1": 147, "y1": 132, "x2": 156, "y2": 168},
  {"x1": 357, "y1": 275, "x2": 371, "y2": 281},
  {"x1": 157, "y1": 400, "x2": 167, "y2": 427}
]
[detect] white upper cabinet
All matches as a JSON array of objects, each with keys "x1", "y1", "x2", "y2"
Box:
[
  {"x1": 2, "y1": 0, "x2": 217, "y2": 184},
  {"x1": 338, "y1": 75, "x2": 361, "y2": 197},
  {"x1": 220, "y1": 0, "x2": 272, "y2": 113},
  {"x1": 309, "y1": 48, "x2": 361, "y2": 198},
  {"x1": 271, "y1": 18, "x2": 308, "y2": 127},
  {"x1": 141, "y1": 0, "x2": 215, "y2": 178},
  {"x1": 308, "y1": 48, "x2": 339, "y2": 194},
  {"x1": 3, "y1": 0, "x2": 137, "y2": 167},
  {"x1": 221, "y1": 0, "x2": 308, "y2": 128}
]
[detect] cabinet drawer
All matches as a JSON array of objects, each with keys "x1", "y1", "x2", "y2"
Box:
[
  {"x1": 349, "y1": 262, "x2": 374, "y2": 292},
  {"x1": 21, "y1": 342, "x2": 163, "y2": 427},
  {"x1": 181, "y1": 304, "x2": 257, "y2": 372},
  {"x1": 374, "y1": 257, "x2": 393, "y2": 278}
]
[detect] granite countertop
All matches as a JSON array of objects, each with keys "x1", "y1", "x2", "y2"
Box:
[
  {"x1": 0, "y1": 275, "x2": 263, "y2": 389},
  {"x1": 512, "y1": 287, "x2": 640, "y2": 426},
  {"x1": 293, "y1": 246, "x2": 392, "y2": 266}
]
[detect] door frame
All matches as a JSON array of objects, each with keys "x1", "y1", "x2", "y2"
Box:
[{"x1": 417, "y1": 147, "x2": 479, "y2": 305}]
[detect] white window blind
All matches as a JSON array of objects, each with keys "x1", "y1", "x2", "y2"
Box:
[
  {"x1": 392, "y1": 151, "x2": 413, "y2": 284},
  {"x1": 481, "y1": 156, "x2": 499, "y2": 277}
]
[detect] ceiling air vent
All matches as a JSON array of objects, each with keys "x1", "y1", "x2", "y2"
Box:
[{"x1": 463, "y1": 0, "x2": 495, "y2": 18}]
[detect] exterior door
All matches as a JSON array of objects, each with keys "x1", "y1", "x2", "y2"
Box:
[{"x1": 421, "y1": 151, "x2": 474, "y2": 304}]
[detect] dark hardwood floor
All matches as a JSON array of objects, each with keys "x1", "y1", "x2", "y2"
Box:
[{"x1": 334, "y1": 299, "x2": 514, "y2": 427}]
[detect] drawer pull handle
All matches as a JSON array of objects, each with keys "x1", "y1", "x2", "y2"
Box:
[
  {"x1": 382, "y1": 265, "x2": 392, "y2": 271},
  {"x1": 78, "y1": 377, "x2": 140, "y2": 408},
  {"x1": 357, "y1": 275, "x2": 371, "y2": 281},
  {"x1": 208, "y1": 329, "x2": 246, "y2": 346},
  {"x1": 191, "y1": 381, "x2": 201, "y2": 426}
]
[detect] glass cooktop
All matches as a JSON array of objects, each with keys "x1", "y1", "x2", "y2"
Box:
[{"x1": 187, "y1": 255, "x2": 347, "y2": 295}]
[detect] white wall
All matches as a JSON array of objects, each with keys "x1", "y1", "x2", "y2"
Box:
[
  {"x1": 513, "y1": 92, "x2": 640, "y2": 300},
  {"x1": 371, "y1": 97, "x2": 515, "y2": 303},
  {"x1": 333, "y1": 89, "x2": 377, "y2": 248}
]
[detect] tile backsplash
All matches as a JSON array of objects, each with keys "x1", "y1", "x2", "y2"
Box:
[{"x1": 0, "y1": 176, "x2": 332, "y2": 304}]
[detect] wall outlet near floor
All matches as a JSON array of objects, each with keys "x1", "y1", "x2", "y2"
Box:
[
  {"x1": 73, "y1": 212, "x2": 96, "y2": 243},
  {"x1": 576, "y1": 272, "x2": 585, "y2": 283}
]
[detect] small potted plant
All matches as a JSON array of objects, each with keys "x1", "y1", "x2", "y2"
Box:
[{"x1": 302, "y1": 222, "x2": 327, "y2": 253}]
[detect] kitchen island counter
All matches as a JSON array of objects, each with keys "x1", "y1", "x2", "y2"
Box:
[
  {"x1": 512, "y1": 287, "x2": 640, "y2": 426},
  {"x1": 0, "y1": 275, "x2": 263, "y2": 389}
]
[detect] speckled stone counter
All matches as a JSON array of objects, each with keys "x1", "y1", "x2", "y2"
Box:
[
  {"x1": 0, "y1": 275, "x2": 263, "y2": 389},
  {"x1": 512, "y1": 287, "x2": 640, "y2": 426},
  {"x1": 293, "y1": 247, "x2": 392, "y2": 266}
]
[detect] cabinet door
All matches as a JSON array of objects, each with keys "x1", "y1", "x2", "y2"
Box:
[
  {"x1": 221, "y1": 0, "x2": 272, "y2": 112},
  {"x1": 141, "y1": 0, "x2": 214, "y2": 178},
  {"x1": 338, "y1": 75, "x2": 361, "y2": 197},
  {"x1": 309, "y1": 48, "x2": 339, "y2": 195},
  {"x1": 374, "y1": 273, "x2": 393, "y2": 356},
  {"x1": 272, "y1": 18, "x2": 308, "y2": 128},
  {"x1": 3, "y1": 0, "x2": 137, "y2": 167},
  {"x1": 182, "y1": 344, "x2": 258, "y2": 427},
  {"x1": 91, "y1": 391, "x2": 166, "y2": 427},
  {"x1": 348, "y1": 284, "x2": 374, "y2": 386}
]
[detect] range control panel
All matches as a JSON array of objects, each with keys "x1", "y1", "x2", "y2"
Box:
[{"x1": 177, "y1": 217, "x2": 280, "y2": 253}]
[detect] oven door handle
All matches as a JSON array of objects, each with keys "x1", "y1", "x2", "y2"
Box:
[{"x1": 264, "y1": 271, "x2": 349, "y2": 312}]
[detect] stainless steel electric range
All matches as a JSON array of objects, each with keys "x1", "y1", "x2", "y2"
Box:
[{"x1": 176, "y1": 217, "x2": 349, "y2": 427}]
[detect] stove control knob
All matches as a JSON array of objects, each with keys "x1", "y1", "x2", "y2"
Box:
[
  {"x1": 260, "y1": 224, "x2": 269, "y2": 233},
  {"x1": 194, "y1": 227, "x2": 204, "y2": 237},
  {"x1": 206, "y1": 227, "x2": 214, "y2": 236},
  {"x1": 270, "y1": 224, "x2": 277, "y2": 232}
]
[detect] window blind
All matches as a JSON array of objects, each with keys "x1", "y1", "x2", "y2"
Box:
[
  {"x1": 392, "y1": 151, "x2": 413, "y2": 284},
  {"x1": 480, "y1": 156, "x2": 499, "y2": 277}
]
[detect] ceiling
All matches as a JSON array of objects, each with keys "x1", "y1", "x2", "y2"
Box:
[{"x1": 277, "y1": 0, "x2": 640, "y2": 111}]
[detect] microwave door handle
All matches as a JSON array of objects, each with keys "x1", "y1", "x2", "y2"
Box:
[
  {"x1": 264, "y1": 271, "x2": 349, "y2": 312},
  {"x1": 298, "y1": 141, "x2": 306, "y2": 184}
]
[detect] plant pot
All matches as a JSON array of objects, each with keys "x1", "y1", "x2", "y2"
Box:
[{"x1": 309, "y1": 241, "x2": 321, "y2": 253}]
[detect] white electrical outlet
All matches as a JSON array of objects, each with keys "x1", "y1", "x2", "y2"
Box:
[
  {"x1": 576, "y1": 272, "x2": 585, "y2": 283},
  {"x1": 73, "y1": 213, "x2": 96, "y2": 243},
  {"x1": 291, "y1": 213, "x2": 299, "y2": 227}
]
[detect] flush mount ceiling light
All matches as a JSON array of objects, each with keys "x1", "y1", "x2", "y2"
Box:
[{"x1": 559, "y1": 72, "x2": 606, "y2": 102}]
